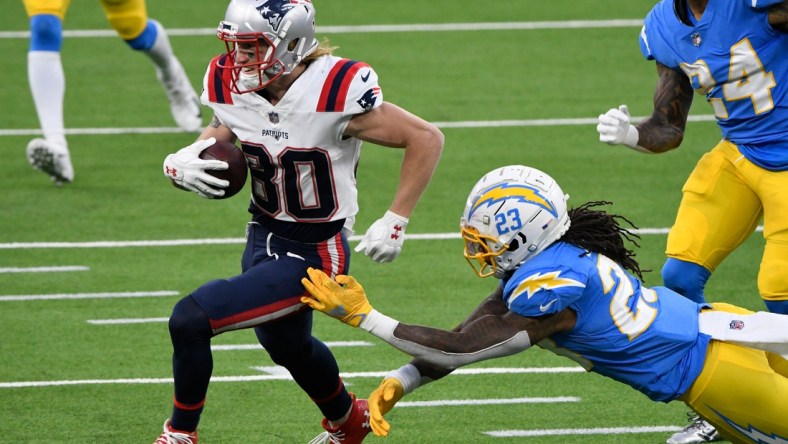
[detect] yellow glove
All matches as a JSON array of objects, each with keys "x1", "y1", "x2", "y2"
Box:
[
  {"x1": 368, "y1": 377, "x2": 405, "y2": 437},
  {"x1": 300, "y1": 267, "x2": 373, "y2": 327}
]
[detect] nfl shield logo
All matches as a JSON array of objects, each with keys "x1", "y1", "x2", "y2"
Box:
[
  {"x1": 729, "y1": 320, "x2": 745, "y2": 330},
  {"x1": 691, "y1": 32, "x2": 702, "y2": 47},
  {"x1": 268, "y1": 112, "x2": 279, "y2": 124}
]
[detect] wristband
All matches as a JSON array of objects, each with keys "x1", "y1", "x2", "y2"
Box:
[{"x1": 623, "y1": 125, "x2": 652, "y2": 154}]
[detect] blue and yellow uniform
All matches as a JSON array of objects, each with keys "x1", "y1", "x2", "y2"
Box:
[
  {"x1": 24, "y1": 0, "x2": 158, "y2": 50},
  {"x1": 639, "y1": 0, "x2": 788, "y2": 313},
  {"x1": 503, "y1": 241, "x2": 788, "y2": 442}
]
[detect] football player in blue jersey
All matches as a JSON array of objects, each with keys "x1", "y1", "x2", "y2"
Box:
[
  {"x1": 597, "y1": 2, "x2": 787, "y2": 439},
  {"x1": 301, "y1": 165, "x2": 788, "y2": 444},
  {"x1": 23, "y1": 0, "x2": 202, "y2": 185}
]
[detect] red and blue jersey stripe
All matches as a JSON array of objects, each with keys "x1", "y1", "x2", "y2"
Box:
[
  {"x1": 207, "y1": 54, "x2": 234, "y2": 105},
  {"x1": 316, "y1": 59, "x2": 369, "y2": 112}
]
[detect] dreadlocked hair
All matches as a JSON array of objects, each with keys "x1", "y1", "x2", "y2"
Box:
[{"x1": 560, "y1": 201, "x2": 647, "y2": 281}]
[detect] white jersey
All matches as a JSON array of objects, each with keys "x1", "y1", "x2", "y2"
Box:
[{"x1": 201, "y1": 54, "x2": 383, "y2": 225}]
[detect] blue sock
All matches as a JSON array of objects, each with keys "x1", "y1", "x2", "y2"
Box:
[{"x1": 662, "y1": 258, "x2": 711, "y2": 304}]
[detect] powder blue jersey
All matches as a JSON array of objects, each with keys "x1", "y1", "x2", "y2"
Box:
[
  {"x1": 501, "y1": 242, "x2": 710, "y2": 402},
  {"x1": 639, "y1": 0, "x2": 788, "y2": 170}
]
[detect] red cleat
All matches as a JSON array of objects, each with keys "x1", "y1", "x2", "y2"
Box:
[{"x1": 309, "y1": 394, "x2": 371, "y2": 444}]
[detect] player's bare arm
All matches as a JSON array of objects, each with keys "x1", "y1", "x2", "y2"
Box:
[
  {"x1": 344, "y1": 102, "x2": 444, "y2": 217},
  {"x1": 199, "y1": 115, "x2": 237, "y2": 143},
  {"x1": 389, "y1": 308, "x2": 576, "y2": 370},
  {"x1": 769, "y1": 1, "x2": 788, "y2": 32},
  {"x1": 635, "y1": 62, "x2": 694, "y2": 153},
  {"x1": 410, "y1": 285, "x2": 509, "y2": 380}
]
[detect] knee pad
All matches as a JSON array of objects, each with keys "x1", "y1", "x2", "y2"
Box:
[
  {"x1": 29, "y1": 14, "x2": 63, "y2": 51},
  {"x1": 169, "y1": 296, "x2": 213, "y2": 343},
  {"x1": 100, "y1": 0, "x2": 150, "y2": 43},
  {"x1": 662, "y1": 258, "x2": 711, "y2": 304}
]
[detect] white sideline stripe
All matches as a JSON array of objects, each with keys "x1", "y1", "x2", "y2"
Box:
[
  {"x1": 0, "y1": 266, "x2": 89, "y2": 273},
  {"x1": 397, "y1": 397, "x2": 580, "y2": 407},
  {"x1": 0, "y1": 20, "x2": 644, "y2": 39},
  {"x1": 0, "y1": 366, "x2": 582, "y2": 388},
  {"x1": 484, "y1": 426, "x2": 682, "y2": 437},
  {"x1": 0, "y1": 225, "x2": 765, "y2": 250},
  {"x1": 0, "y1": 115, "x2": 717, "y2": 137},
  {"x1": 0, "y1": 291, "x2": 178, "y2": 302}
]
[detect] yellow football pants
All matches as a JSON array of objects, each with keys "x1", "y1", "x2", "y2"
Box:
[
  {"x1": 666, "y1": 139, "x2": 788, "y2": 304},
  {"x1": 681, "y1": 303, "x2": 788, "y2": 443},
  {"x1": 23, "y1": 0, "x2": 149, "y2": 40}
]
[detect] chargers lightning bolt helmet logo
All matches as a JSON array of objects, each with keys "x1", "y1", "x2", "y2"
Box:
[
  {"x1": 468, "y1": 182, "x2": 558, "y2": 221},
  {"x1": 461, "y1": 165, "x2": 570, "y2": 278}
]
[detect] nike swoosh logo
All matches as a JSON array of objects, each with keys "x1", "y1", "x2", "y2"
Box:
[
  {"x1": 539, "y1": 299, "x2": 558, "y2": 312},
  {"x1": 361, "y1": 71, "x2": 371, "y2": 82}
]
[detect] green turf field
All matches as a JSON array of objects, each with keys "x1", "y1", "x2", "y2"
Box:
[{"x1": 0, "y1": 1, "x2": 766, "y2": 442}]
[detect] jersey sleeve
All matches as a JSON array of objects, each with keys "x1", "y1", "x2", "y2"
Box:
[
  {"x1": 343, "y1": 65, "x2": 383, "y2": 116},
  {"x1": 202, "y1": 54, "x2": 234, "y2": 106},
  {"x1": 638, "y1": 3, "x2": 681, "y2": 69},
  {"x1": 503, "y1": 266, "x2": 588, "y2": 317},
  {"x1": 315, "y1": 59, "x2": 383, "y2": 116}
]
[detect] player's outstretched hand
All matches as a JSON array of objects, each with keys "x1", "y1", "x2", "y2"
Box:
[
  {"x1": 368, "y1": 377, "x2": 405, "y2": 437},
  {"x1": 163, "y1": 137, "x2": 229, "y2": 199},
  {"x1": 300, "y1": 268, "x2": 373, "y2": 327},
  {"x1": 355, "y1": 211, "x2": 409, "y2": 263}
]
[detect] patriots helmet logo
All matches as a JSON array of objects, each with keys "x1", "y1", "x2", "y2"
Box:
[
  {"x1": 356, "y1": 87, "x2": 380, "y2": 111},
  {"x1": 257, "y1": 0, "x2": 297, "y2": 31},
  {"x1": 469, "y1": 183, "x2": 558, "y2": 220}
]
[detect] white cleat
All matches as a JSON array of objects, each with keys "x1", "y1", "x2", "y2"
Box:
[
  {"x1": 26, "y1": 138, "x2": 74, "y2": 186},
  {"x1": 157, "y1": 61, "x2": 202, "y2": 132},
  {"x1": 667, "y1": 414, "x2": 721, "y2": 444}
]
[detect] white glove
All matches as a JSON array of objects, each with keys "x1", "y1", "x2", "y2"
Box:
[
  {"x1": 163, "y1": 137, "x2": 229, "y2": 199},
  {"x1": 596, "y1": 105, "x2": 643, "y2": 150},
  {"x1": 355, "y1": 211, "x2": 409, "y2": 263}
]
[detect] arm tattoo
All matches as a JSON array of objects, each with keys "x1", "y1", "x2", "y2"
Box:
[
  {"x1": 636, "y1": 63, "x2": 694, "y2": 153},
  {"x1": 208, "y1": 115, "x2": 223, "y2": 129}
]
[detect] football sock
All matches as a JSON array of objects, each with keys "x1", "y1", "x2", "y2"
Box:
[
  {"x1": 661, "y1": 258, "x2": 711, "y2": 304},
  {"x1": 27, "y1": 51, "x2": 67, "y2": 148},
  {"x1": 139, "y1": 19, "x2": 180, "y2": 85},
  {"x1": 168, "y1": 295, "x2": 213, "y2": 431},
  {"x1": 764, "y1": 299, "x2": 788, "y2": 315}
]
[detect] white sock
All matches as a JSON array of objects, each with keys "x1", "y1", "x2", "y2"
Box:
[
  {"x1": 143, "y1": 19, "x2": 180, "y2": 85},
  {"x1": 27, "y1": 51, "x2": 67, "y2": 148}
]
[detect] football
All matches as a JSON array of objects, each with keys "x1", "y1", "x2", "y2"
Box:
[{"x1": 199, "y1": 140, "x2": 248, "y2": 199}]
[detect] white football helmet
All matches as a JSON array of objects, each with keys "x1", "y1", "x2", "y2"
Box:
[
  {"x1": 461, "y1": 165, "x2": 570, "y2": 278},
  {"x1": 216, "y1": 0, "x2": 319, "y2": 93}
]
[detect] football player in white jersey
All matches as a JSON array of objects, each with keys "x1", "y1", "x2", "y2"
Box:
[
  {"x1": 156, "y1": 0, "x2": 444, "y2": 443},
  {"x1": 23, "y1": 0, "x2": 202, "y2": 186}
]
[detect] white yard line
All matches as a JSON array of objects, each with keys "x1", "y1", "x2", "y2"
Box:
[
  {"x1": 0, "y1": 225, "x2": 767, "y2": 250},
  {"x1": 0, "y1": 366, "x2": 583, "y2": 388},
  {"x1": 0, "y1": 266, "x2": 89, "y2": 273},
  {"x1": 0, "y1": 20, "x2": 644, "y2": 40},
  {"x1": 485, "y1": 426, "x2": 682, "y2": 437},
  {"x1": 0, "y1": 115, "x2": 717, "y2": 137},
  {"x1": 0, "y1": 291, "x2": 178, "y2": 302}
]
